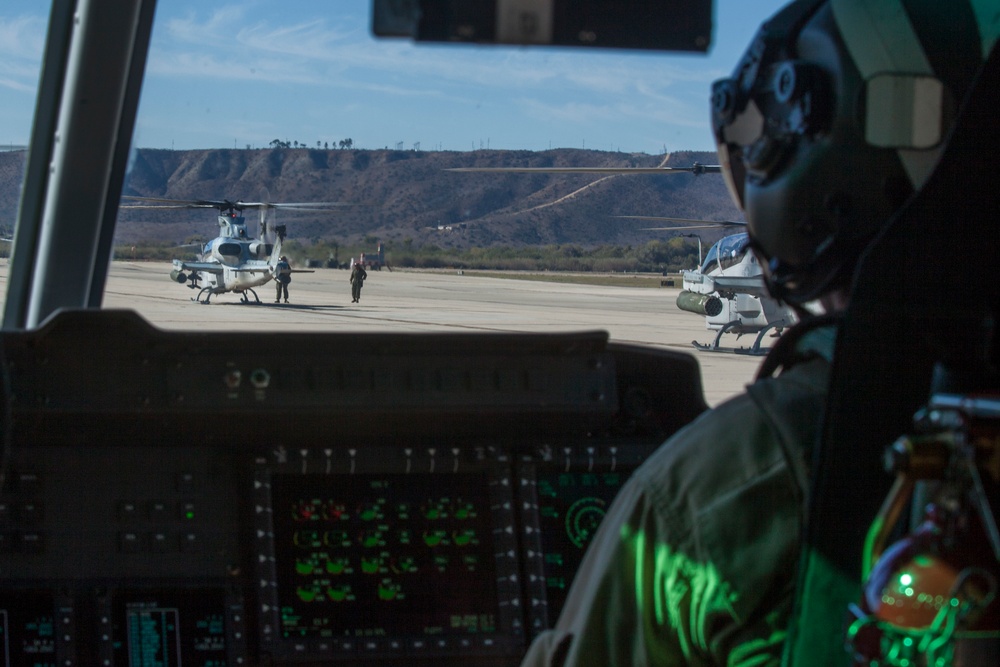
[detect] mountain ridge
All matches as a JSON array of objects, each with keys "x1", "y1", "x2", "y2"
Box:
[{"x1": 1, "y1": 148, "x2": 742, "y2": 248}]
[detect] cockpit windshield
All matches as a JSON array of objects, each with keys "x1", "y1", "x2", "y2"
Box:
[
  {"x1": 0, "y1": 1, "x2": 51, "y2": 315},
  {"x1": 700, "y1": 233, "x2": 750, "y2": 274},
  {"x1": 2, "y1": 0, "x2": 784, "y2": 368}
]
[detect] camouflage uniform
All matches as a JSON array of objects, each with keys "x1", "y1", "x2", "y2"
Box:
[
  {"x1": 275, "y1": 258, "x2": 291, "y2": 302},
  {"x1": 350, "y1": 263, "x2": 367, "y2": 302}
]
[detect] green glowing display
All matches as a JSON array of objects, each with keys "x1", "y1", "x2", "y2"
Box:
[
  {"x1": 272, "y1": 472, "x2": 500, "y2": 640},
  {"x1": 534, "y1": 470, "x2": 628, "y2": 624}
]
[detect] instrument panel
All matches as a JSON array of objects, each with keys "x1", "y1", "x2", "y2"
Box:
[
  {"x1": 0, "y1": 310, "x2": 707, "y2": 666},
  {"x1": 255, "y1": 448, "x2": 521, "y2": 660}
]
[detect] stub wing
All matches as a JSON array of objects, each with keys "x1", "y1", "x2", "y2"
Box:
[
  {"x1": 173, "y1": 260, "x2": 223, "y2": 275},
  {"x1": 682, "y1": 271, "x2": 770, "y2": 297},
  {"x1": 711, "y1": 276, "x2": 770, "y2": 296},
  {"x1": 232, "y1": 266, "x2": 275, "y2": 273}
]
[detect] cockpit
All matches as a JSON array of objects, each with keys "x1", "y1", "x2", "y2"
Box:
[
  {"x1": 5, "y1": 1, "x2": 995, "y2": 666},
  {"x1": 0, "y1": 2, "x2": 756, "y2": 664},
  {"x1": 699, "y1": 232, "x2": 751, "y2": 274}
]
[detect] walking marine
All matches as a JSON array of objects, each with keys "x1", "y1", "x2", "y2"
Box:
[{"x1": 350, "y1": 261, "x2": 367, "y2": 303}]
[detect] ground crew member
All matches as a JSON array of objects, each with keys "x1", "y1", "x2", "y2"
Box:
[
  {"x1": 350, "y1": 261, "x2": 367, "y2": 303},
  {"x1": 274, "y1": 255, "x2": 291, "y2": 303}
]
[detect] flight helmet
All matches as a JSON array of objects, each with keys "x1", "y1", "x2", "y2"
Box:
[{"x1": 711, "y1": 0, "x2": 998, "y2": 305}]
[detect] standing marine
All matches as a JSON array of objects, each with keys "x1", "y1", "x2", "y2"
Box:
[
  {"x1": 350, "y1": 261, "x2": 367, "y2": 303},
  {"x1": 274, "y1": 255, "x2": 291, "y2": 303}
]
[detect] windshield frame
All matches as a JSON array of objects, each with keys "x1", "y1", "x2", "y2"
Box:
[{"x1": 3, "y1": 0, "x2": 157, "y2": 331}]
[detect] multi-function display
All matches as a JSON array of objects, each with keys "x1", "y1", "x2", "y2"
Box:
[
  {"x1": 0, "y1": 593, "x2": 57, "y2": 667},
  {"x1": 269, "y1": 472, "x2": 500, "y2": 642},
  {"x1": 111, "y1": 589, "x2": 230, "y2": 667},
  {"x1": 534, "y1": 470, "x2": 631, "y2": 625}
]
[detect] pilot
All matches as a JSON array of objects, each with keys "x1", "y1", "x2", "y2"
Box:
[{"x1": 519, "y1": 1, "x2": 995, "y2": 666}]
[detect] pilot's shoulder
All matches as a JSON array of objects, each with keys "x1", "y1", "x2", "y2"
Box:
[
  {"x1": 757, "y1": 321, "x2": 837, "y2": 394},
  {"x1": 637, "y1": 343, "x2": 829, "y2": 506},
  {"x1": 634, "y1": 392, "x2": 779, "y2": 500}
]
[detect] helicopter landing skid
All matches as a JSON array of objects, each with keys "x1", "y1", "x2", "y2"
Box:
[
  {"x1": 692, "y1": 319, "x2": 789, "y2": 356},
  {"x1": 239, "y1": 288, "x2": 261, "y2": 304},
  {"x1": 193, "y1": 287, "x2": 214, "y2": 304}
]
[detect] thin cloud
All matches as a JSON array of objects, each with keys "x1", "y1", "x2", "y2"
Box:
[
  {"x1": 146, "y1": 49, "x2": 321, "y2": 85},
  {"x1": 147, "y1": 4, "x2": 698, "y2": 104},
  {"x1": 129, "y1": 0, "x2": 783, "y2": 152},
  {"x1": 0, "y1": 75, "x2": 37, "y2": 94},
  {"x1": 164, "y1": 6, "x2": 252, "y2": 44},
  {"x1": 0, "y1": 15, "x2": 45, "y2": 56},
  {"x1": 518, "y1": 95, "x2": 707, "y2": 133},
  {"x1": 0, "y1": 14, "x2": 45, "y2": 92}
]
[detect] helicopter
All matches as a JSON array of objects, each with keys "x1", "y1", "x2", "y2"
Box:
[
  {"x1": 121, "y1": 196, "x2": 346, "y2": 304},
  {"x1": 621, "y1": 215, "x2": 797, "y2": 354},
  {"x1": 448, "y1": 159, "x2": 790, "y2": 353},
  {"x1": 678, "y1": 231, "x2": 796, "y2": 355}
]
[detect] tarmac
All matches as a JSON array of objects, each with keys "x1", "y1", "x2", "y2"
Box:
[{"x1": 4, "y1": 261, "x2": 770, "y2": 406}]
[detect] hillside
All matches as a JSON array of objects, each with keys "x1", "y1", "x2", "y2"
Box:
[{"x1": 1, "y1": 147, "x2": 742, "y2": 248}]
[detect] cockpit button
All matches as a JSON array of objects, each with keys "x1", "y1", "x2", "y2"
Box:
[
  {"x1": 118, "y1": 531, "x2": 140, "y2": 553},
  {"x1": 175, "y1": 471, "x2": 196, "y2": 493},
  {"x1": 150, "y1": 532, "x2": 170, "y2": 552},
  {"x1": 148, "y1": 501, "x2": 168, "y2": 521}
]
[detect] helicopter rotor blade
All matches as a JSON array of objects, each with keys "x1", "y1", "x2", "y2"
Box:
[
  {"x1": 616, "y1": 216, "x2": 746, "y2": 227},
  {"x1": 640, "y1": 225, "x2": 742, "y2": 231},
  {"x1": 120, "y1": 196, "x2": 232, "y2": 209},
  {"x1": 121, "y1": 196, "x2": 354, "y2": 211},
  {"x1": 446, "y1": 165, "x2": 720, "y2": 174},
  {"x1": 234, "y1": 201, "x2": 353, "y2": 209},
  {"x1": 446, "y1": 153, "x2": 721, "y2": 175},
  {"x1": 118, "y1": 204, "x2": 210, "y2": 210}
]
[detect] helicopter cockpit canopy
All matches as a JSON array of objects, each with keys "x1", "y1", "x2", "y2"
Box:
[{"x1": 700, "y1": 232, "x2": 751, "y2": 274}]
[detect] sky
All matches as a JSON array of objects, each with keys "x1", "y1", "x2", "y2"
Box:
[{"x1": 1, "y1": 0, "x2": 789, "y2": 155}]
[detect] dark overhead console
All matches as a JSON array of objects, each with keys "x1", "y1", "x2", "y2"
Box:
[
  {"x1": 0, "y1": 309, "x2": 706, "y2": 666},
  {"x1": 372, "y1": 0, "x2": 714, "y2": 52}
]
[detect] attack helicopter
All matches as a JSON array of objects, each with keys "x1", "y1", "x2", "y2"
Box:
[
  {"x1": 121, "y1": 196, "x2": 346, "y2": 303},
  {"x1": 623, "y1": 216, "x2": 798, "y2": 355},
  {"x1": 449, "y1": 157, "x2": 791, "y2": 353},
  {"x1": 681, "y1": 232, "x2": 796, "y2": 355}
]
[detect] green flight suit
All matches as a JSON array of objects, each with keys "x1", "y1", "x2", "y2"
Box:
[{"x1": 520, "y1": 325, "x2": 835, "y2": 667}]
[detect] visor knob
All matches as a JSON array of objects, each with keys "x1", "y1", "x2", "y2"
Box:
[
  {"x1": 711, "y1": 79, "x2": 737, "y2": 123},
  {"x1": 774, "y1": 62, "x2": 799, "y2": 103}
]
